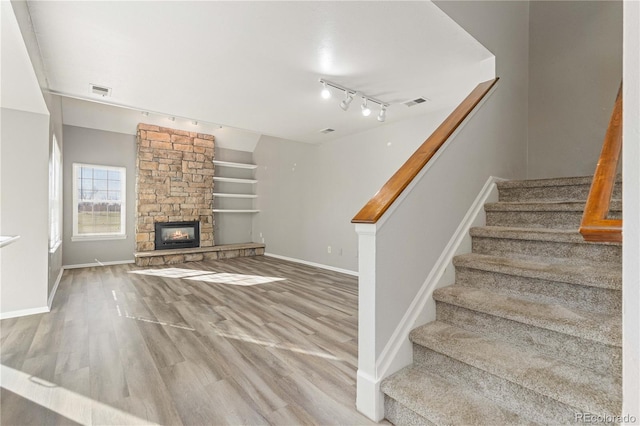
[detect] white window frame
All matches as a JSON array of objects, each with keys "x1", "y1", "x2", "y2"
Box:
[
  {"x1": 72, "y1": 163, "x2": 127, "y2": 242},
  {"x1": 49, "y1": 135, "x2": 63, "y2": 252}
]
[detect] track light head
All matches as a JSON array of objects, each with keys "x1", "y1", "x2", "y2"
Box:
[
  {"x1": 377, "y1": 105, "x2": 387, "y2": 122},
  {"x1": 361, "y1": 98, "x2": 371, "y2": 117},
  {"x1": 340, "y1": 91, "x2": 354, "y2": 111},
  {"x1": 321, "y1": 81, "x2": 331, "y2": 99}
]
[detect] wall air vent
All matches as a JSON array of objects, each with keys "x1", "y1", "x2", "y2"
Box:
[
  {"x1": 403, "y1": 97, "x2": 429, "y2": 107},
  {"x1": 319, "y1": 128, "x2": 335, "y2": 134},
  {"x1": 89, "y1": 84, "x2": 112, "y2": 97}
]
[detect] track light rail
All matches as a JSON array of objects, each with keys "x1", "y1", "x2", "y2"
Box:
[{"x1": 318, "y1": 78, "x2": 388, "y2": 108}]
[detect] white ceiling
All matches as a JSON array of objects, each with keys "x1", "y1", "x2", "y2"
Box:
[{"x1": 26, "y1": 1, "x2": 493, "y2": 146}]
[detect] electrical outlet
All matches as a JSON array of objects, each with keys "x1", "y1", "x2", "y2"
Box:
[{"x1": 327, "y1": 246, "x2": 331, "y2": 254}]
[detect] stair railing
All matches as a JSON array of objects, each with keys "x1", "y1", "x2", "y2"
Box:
[
  {"x1": 351, "y1": 78, "x2": 500, "y2": 421},
  {"x1": 580, "y1": 84, "x2": 623, "y2": 243},
  {"x1": 352, "y1": 78, "x2": 499, "y2": 224}
]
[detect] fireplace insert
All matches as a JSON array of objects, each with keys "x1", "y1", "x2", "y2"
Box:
[{"x1": 154, "y1": 221, "x2": 200, "y2": 250}]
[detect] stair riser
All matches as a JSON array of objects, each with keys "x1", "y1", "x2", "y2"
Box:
[
  {"x1": 498, "y1": 183, "x2": 622, "y2": 203},
  {"x1": 454, "y1": 266, "x2": 621, "y2": 315},
  {"x1": 413, "y1": 345, "x2": 580, "y2": 424},
  {"x1": 485, "y1": 210, "x2": 622, "y2": 230},
  {"x1": 435, "y1": 302, "x2": 622, "y2": 378},
  {"x1": 471, "y1": 237, "x2": 621, "y2": 265},
  {"x1": 384, "y1": 396, "x2": 435, "y2": 426}
]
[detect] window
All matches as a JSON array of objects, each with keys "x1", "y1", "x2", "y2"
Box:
[
  {"x1": 72, "y1": 163, "x2": 126, "y2": 241},
  {"x1": 49, "y1": 136, "x2": 63, "y2": 251}
]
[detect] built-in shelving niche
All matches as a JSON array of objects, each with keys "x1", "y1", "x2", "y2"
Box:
[{"x1": 212, "y1": 160, "x2": 259, "y2": 214}]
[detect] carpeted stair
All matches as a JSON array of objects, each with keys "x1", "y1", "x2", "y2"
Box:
[{"x1": 381, "y1": 176, "x2": 622, "y2": 425}]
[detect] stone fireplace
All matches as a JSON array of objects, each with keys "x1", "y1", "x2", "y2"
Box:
[{"x1": 134, "y1": 124, "x2": 215, "y2": 253}]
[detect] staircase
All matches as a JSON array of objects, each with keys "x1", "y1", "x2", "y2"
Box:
[{"x1": 381, "y1": 176, "x2": 622, "y2": 425}]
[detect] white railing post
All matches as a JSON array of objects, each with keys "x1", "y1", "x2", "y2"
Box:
[{"x1": 355, "y1": 223, "x2": 385, "y2": 421}]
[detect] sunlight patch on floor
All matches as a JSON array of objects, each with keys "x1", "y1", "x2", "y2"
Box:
[
  {"x1": 208, "y1": 323, "x2": 339, "y2": 360},
  {"x1": 130, "y1": 267, "x2": 285, "y2": 286},
  {"x1": 124, "y1": 315, "x2": 195, "y2": 331},
  {"x1": 110, "y1": 295, "x2": 196, "y2": 331},
  {"x1": 0, "y1": 364, "x2": 158, "y2": 425}
]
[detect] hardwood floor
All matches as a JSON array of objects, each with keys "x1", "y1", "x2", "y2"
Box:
[{"x1": 1, "y1": 256, "x2": 380, "y2": 425}]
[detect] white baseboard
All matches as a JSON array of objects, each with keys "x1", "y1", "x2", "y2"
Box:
[
  {"x1": 0, "y1": 306, "x2": 49, "y2": 320},
  {"x1": 47, "y1": 268, "x2": 64, "y2": 310},
  {"x1": 63, "y1": 259, "x2": 135, "y2": 269},
  {"x1": 356, "y1": 369, "x2": 385, "y2": 422},
  {"x1": 374, "y1": 176, "x2": 504, "y2": 381},
  {"x1": 264, "y1": 252, "x2": 358, "y2": 277}
]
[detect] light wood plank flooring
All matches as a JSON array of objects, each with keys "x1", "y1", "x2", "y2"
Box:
[{"x1": 1, "y1": 256, "x2": 380, "y2": 425}]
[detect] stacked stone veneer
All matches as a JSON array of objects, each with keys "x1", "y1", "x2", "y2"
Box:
[{"x1": 135, "y1": 123, "x2": 215, "y2": 252}]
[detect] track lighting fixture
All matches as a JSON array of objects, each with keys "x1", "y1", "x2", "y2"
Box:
[
  {"x1": 319, "y1": 78, "x2": 389, "y2": 122},
  {"x1": 361, "y1": 98, "x2": 371, "y2": 117},
  {"x1": 340, "y1": 91, "x2": 354, "y2": 111},
  {"x1": 377, "y1": 105, "x2": 387, "y2": 122},
  {"x1": 321, "y1": 82, "x2": 332, "y2": 99}
]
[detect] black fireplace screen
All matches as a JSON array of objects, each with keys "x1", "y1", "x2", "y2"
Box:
[{"x1": 154, "y1": 221, "x2": 200, "y2": 250}]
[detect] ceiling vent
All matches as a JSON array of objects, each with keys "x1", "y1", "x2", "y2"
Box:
[
  {"x1": 319, "y1": 128, "x2": 335, "y2": 134},
  {"x1": 89, "y1": 84, "x2": 111, "y2": 97},
  {"x1": 403, "y1": 97, "x2": 429, "y2": 107}
]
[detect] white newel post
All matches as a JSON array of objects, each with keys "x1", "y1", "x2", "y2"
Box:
[{"x1": 355, "y1": 223, "x2": 385, "y2": 422}]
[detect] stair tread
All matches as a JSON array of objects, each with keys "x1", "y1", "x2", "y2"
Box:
[
  {"x1": 433, "y1": 286, "x2": 621, "y2": 346},
  {"x1": 485, "y1": 200, "x2": 622, "y2": 212},
  {"x1": 470, "y1": 226, "x2": 621, "y2": 246},
  {"x1": 453, "y1": 253, "x2": 621, "y2": 290},
  {"x1": 410, "y1": 321, "x2": 622, "y2": 416},
  {"x1": 382, "y1": 366, "x2": 535, "y2": 426},
  {"x1": 497, "y1": 175, "x2": 620, "y2": 189}
]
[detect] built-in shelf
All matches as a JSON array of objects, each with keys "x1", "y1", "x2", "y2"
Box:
[
  {"x1": 212, "y1": 160, "x2": 257, "y2": 170},
  {"x1": 213, "y1": 193, "x2": 258, "y2": 199},
  {"x1": 0, "y1": 235, "x2": 20, "y2": 248},
  {"x1": 213, "y1": 160, "x2": 258, "y2": 215},
  {"x1": 213, "y1": 209, "x2": 260, "y2": 213},
  {"x1": 213, "y1": 177, "x2": 257, "y2": 184}
]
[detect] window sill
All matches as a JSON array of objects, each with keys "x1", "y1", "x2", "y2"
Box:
[{"x1": 71, "y1": 234, "x2": 127, "y2": 242}]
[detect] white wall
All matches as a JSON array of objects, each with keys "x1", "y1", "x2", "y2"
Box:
[
  {"x1": 9, "y1": 0, "x2": 66, "y2": 303},
  {"x1": 623, "y1": 0, "x2": 640, "y2": 419},
  {"x1": 527, "y1": 0, "x2": 623, "y2": 179},
  {"x1": 252, "y1": 110, "x2": 452, "y2": 272},
  {"x1": 62, "y1": 125, "x2": 136, "y2": 266},
  {"x1": 252, "y1": 135, "x2": 315, "y2": 260},
  {"x1": 1, "y1": 109, "x2": 50, "y2": 317},
  {"x1": 1, "y1": 1, "x2": 51, "y2": 318}
]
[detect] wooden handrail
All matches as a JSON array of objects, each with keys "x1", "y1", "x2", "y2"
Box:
[
  {"x1": 352, "y1": 78, "x2": 499, "y2": 224},
  {"x1": 580, "y1": 84, "x2": 623, "y2": 243}
]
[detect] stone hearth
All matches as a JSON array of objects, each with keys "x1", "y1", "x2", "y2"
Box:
[{"x1": 134, "y1": 242, "x2": 266, "y2": 266}]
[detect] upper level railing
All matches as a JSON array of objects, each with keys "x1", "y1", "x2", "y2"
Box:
[
  {"x1": 580, "y1": 84, "x2": 623, "y2": 243},
  {"x1": 352, "y1": 78, "x2": 499, "y2": 224}
]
